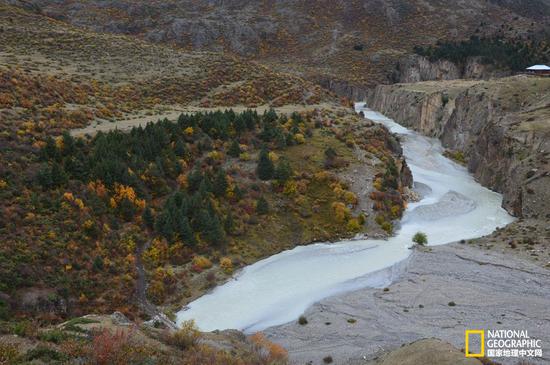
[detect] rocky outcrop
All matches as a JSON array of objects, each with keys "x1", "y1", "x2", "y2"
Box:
[
  {"x1": 392, "y1": 55, "x2": 510, "y2": 83},
  {"x1": 368, "y1": 76, "x2": 550, "y2": 219},
  {"x1": 316, "y1": 77, "x2": 370, "y2": 101}
]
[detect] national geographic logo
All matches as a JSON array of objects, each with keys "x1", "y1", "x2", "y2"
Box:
[
  {"x1": 465, "y1": 329, "x2": 543, "y2": 359},
  {"x1": 465, "y1": 330, "x2": 485, "y2": 357}
]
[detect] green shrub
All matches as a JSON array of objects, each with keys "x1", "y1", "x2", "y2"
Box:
[
  {"x1": 25, "y1": 346, "x2": 67, "y2": 362},
  {"x1": 412, "y1": 232, "x2": 428, "y2": 245},
  {"x1": 0, "y1": 342, "x2": 19, "y2": 364},
  {"x1": 39, "y1": 329, "x2": 69, "y2": 344},
  {"x1": 0, "y1": 300, "x2": 8, "y2": 321},
  {"x1": 298, "y1": 316, "x2": 308, "y2": 325},
  {"x1": 62, "y1": 317, "x2": 100, "y2": 333},
  {"x1": 13, "y1": 321, "x2": 33, "y2": 337},
  {"x1": 381, "y1": 221, "x2": 393, "y2": 234}
]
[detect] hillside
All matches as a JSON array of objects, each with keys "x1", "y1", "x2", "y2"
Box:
[
  {"x1": 8, "y1": 0, "x2": 550, "y2": 94},
  {"x1": 0, "y1": 5, "x2": 415, "y2": 363}
]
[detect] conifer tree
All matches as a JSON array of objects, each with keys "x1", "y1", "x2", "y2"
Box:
[
  {"x1": 178, "y1": 216, "x2": 195, "y2": 245},
  {"x1": 50, "y1": 162, "x2": 68, "y2": 187},
  {"x1": 257, "y1": 148, "x2": 274, "y2": 180},
  {"x1": 274, "y1": 160, "x2": 293, "y2": 182},
  {"x1": 204, "y1": 214, "x2": 225, "y2": 246},
  {"x1": 213, "y1": 169, "x2": 228, "y2": 197},
  {"x1": 142, "y1": 206, "x2": 155, "y2": 230},
  {"x1": 256, "y1": 197, "x2": 269, "y2": 215},
  {"x1": 187, "y1": 167, "x2": 203, "y2": 192},
  {"x1": 224, "y1": 212, "x2": 235, "y2": 235},
  {"x1": 174, "y1": 138, "x2": 187, "y2": 158},
  {"x1": 228, "y1": 140, "x2": 241, "y2": 157},
  {"x1": 61, "y1": 131, "x2": 75, "y2": 157},
  {"x1": 41, "y1": 137, "x2": 59, "y2": 161}
]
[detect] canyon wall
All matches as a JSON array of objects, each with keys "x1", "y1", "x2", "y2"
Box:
[
  {"x1": 368, "y1": 76, "x2": 550, "y2": 219},
  {"x1": 392, "y1": 55, "x2": 511, "y2": 84}
]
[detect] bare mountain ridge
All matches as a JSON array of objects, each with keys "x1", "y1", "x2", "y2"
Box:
[{"x1": 6, "y1": 0, "x2": 550, "y2": 90}]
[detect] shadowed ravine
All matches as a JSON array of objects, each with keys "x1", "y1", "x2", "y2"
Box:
[{"x1": 176, "y1": 104, "x2": 514, "y2": 333}]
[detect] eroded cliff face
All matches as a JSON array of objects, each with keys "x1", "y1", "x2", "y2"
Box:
[
  {"x1": 392, "y1": 55, "x2": 510, "y2": 83},
  {"x1": 368, "y1": 76, "x2": 550, "y2": 219}
]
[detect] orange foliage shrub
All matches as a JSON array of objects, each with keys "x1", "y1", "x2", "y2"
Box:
[
  {"x1": 249, "y1": 332, "x2": 288, "y2": 364},
  {"x1": 110, "y1": 184, "x2": 145, "y2": 210},
  {"x1": 331, "y1": 202, "x2": 350, "y2": 223},
  {"x1": 90, "y1": 328, "x2": 134, "y2": 365}
]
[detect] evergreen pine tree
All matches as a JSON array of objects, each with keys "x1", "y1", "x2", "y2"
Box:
[
  {"x1": 155, "y1": 211, "x2": 172, "y2": 240},
  {"x1": 274, "y1": 129, "x2": 287, "y2": 149},
  {"x1": 61, "y1": 131, "x2": 75, "y2": 157},
  {"x1": 50, "y1": 162, "x2": 68, "y2": 187},
  {"x1": 224, "y1": 212, "x2": 234, "y2": 235},
  {"x1": 213, "y1": 169, "x2": 228, "y2": 197},
  {"x1": 204, "y1": 214, "x2": 225, "y2": 246},
  {"x1": 119, "y1": 197, "x2": 136, "y2": 221},
  {"x1": 233, "y1": 116, "x2": 246, "y2": 134},
  {"x1": 41, "y1": 137, "x2": 58, "y2": 161},
  {"x1": 263, "y1": 108, "x2": 278, "y2": 124},
  {"x1": 233, "y1": 185, "x2": 244, "y2": 201},
  {"x1": 198, "y1": 178, "x2": 212, "y2": 198},
  {"x1": 174, "y1": 138, "x2": 187, "y2": 158},
  {"x1": 257, "y1": 148, "x2": 274, "y2": 180},
  {"x1": 187, "y1": 167, "x2": 203, "y2": 192},
  {"x1": 142, "y1": 206, "x2": 154, "y2": 230},
  {"x1": 228, "y1": 140, "x2": 241, "y2": 157},
  {"x1": 178, "y1": 215, "x2": 195, "y2": 245},
  {"x1": 37, "y1": 164, "x2": 53, "y2": 189},
  {"x1": 256, "y1": 197, "x2": 269, "y2": 215},
  {"x1": 274, "y1": 160, "x2": 293, "y2": 182}
]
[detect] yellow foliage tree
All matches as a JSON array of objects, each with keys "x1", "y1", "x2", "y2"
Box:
[
  {"x1": 184, "y1": 127, "x2": 194, "y2": 136},
  {"x1": 332, "y1": 202, "x2": 350, "y2": 223},
  {"x1": 111, "y1": 184, "x2": 146, "y2": 210},
  {"x1": 220, "y1": 257, "x2": 233, "y2": 274}
]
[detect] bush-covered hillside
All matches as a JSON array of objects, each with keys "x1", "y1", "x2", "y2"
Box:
[
  {"x1": 1, "y1": 99, "x2": 410, "y2": 321},
  {"x1": 414, "y1": 36, "x2": 550, "y2": 71}
]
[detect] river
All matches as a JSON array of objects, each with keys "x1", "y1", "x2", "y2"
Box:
[{"x1": 176, "y1": 104, "x2": 514, "y2": 333}]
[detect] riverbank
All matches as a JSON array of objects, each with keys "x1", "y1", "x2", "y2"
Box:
[{"x1": 264, "y1": 242, "x2": 550, "y2": 365}]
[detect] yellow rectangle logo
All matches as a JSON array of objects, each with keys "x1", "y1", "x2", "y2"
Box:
[{"x1": 465, "y1": 330, "x2": 485, "y2": 357}]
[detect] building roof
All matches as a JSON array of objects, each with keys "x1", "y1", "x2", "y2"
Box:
[{"x1": 526, "y1": 65, "x2": 550, "y2": 71}]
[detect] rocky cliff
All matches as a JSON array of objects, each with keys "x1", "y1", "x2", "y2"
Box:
[
  {"x1": 368, "y1": 76, "x2": 550, "y2": 219},
  {"x1": 392, "y1": 55, "x2": 511, "y2": 83}
]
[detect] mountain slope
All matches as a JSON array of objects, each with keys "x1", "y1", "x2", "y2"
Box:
[{"x1": 9, "y1": 0, "x2": 550, "y2": 91}]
